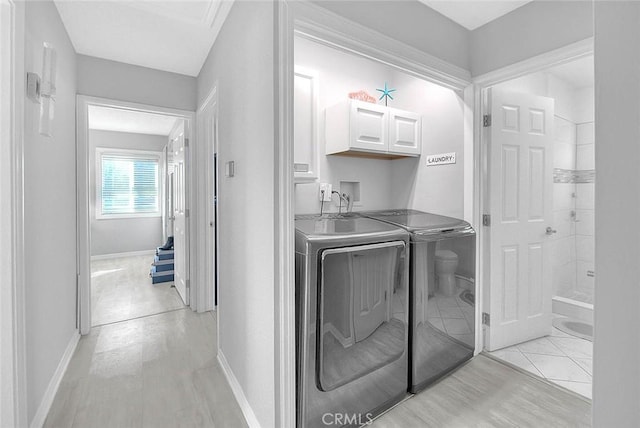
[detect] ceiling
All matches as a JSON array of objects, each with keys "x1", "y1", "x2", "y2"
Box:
[
  {"x1": 88, "y1": 105, "x2": 179, "y2": 136},
  {"x1": 53, "y1": 0, "x2": 533, "y2": 77},
  {"x1": 419, "y1": 0, "x2": 534, "y2": 30},
  {"x1": 547, "y1": 56, "x2": 594, "y2": 89},
  {"x1": 54, "y1": 0, "x2": 230, "y2": 76}
]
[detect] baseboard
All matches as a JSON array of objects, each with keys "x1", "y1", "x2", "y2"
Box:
[
  {"x1": 324, "y1": 322, "x2": 354, "y2": 348},
  {"x1": 30, "y1": 330, "x2": 80, "y2": 428},
  {"x1": 91, "y1": 249, "x2": 156, "y2": 261},
  {"x1": 218, "y1": 350, "x2": 261, "y2": 428}
]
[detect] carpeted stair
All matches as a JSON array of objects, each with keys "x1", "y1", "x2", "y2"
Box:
[{"x1": 150, "y1": 247, "x2": 174, "y2": 284}]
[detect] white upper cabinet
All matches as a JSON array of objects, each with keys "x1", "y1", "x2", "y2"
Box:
[
  {"x1": 389, "y1": 109, "x2": 421, "y2": 156},
  {"x1": 325, "y1": 99, "x2": 421, "y2": 158},
  {"x1": 349, "y1": 101, "x2": 389, "y2": 153}
]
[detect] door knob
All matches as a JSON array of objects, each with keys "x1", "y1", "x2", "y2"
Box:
[{"x1": 546, "y1": 227, "x2": 557, "y2": 235}]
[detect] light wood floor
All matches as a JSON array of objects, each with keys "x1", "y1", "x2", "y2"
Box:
[
  {"x1": 91, "y1": 255, "x2": 185, "y2": 326},
  {"x1": 45, "y1": 309, "x2": 591, "y2": 427},
  {"x1": 44, "y1": 309, "x2": 247, "y2": 428},
  {"x1": 372, "y1": 353, "x2": 591, "y2": 427}
]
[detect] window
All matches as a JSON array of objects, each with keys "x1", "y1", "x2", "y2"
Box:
[{"x1": 96, "y1": 148, "x2": 161, "y2": 218}]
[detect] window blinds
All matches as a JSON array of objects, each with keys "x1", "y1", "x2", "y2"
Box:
[{"x1": 101, "y1": 154, "x2": 159, "y2": 215}]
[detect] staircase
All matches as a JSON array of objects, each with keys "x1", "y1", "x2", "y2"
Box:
[{"x1": 150, "y1": 247, "x2": 174, "y2": 284}]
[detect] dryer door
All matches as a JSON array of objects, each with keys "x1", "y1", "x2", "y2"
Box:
[{"x1": 317, "y1": 241, "x2": 407, "y2": 391}]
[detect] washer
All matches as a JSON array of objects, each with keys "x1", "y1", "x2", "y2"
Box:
[
  {"x1": 295, "y1": 214, "x2": 409, "y2": 427},
  {"x1": 363, "y1": 209, "x2": 476, "y2": 393}
]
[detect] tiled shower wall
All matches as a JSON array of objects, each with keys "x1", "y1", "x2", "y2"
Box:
[
  {"x1": 552, "y1": 118, "x2": 595, "y2": 305},
  {"x1": 575, "y1": 122, "x2": 595, "y2": 304},
  {"x1": 552, "y1": 116, "x2": 578, "y2": 299}
]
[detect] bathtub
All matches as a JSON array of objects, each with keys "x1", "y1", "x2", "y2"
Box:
[{"x1": 552, "y1": 295, "x2": 594, "y2": 324}]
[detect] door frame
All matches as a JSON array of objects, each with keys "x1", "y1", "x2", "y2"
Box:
[
  {"x1": 0, "y1": 0, "x2": 27, "y2": 426},
  {"x1": 277, "y1": 2, "x2": 472, "y2": 426},
  {"x1": 76, "y1": 95, "x2": 195, "y2": 335},
  {"x1": 472, "y1": 37, "x2": 593, "y2": 351}
]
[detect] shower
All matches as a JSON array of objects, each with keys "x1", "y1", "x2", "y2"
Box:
[{"x1": 551, "y1": 117, "x2": 595, "y2": 331}]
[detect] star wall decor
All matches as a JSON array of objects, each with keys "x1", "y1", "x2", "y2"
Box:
[{"x1": 376, "y1": 82, "x2": 396, "y2": 106}]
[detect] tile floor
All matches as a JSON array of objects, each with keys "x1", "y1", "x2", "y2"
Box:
[
  {"x1": 489, "y1": 325, "x2": 593, "y2": 399},
  {"x1": 428, "y1": 288, "x2": 476, "y2": 346},
  {"x1": 44, "y1": 308, "x2": 247, "y2": 428},
  {"x1": 91, "y1": 255, "x2": 185, "y2": 326}
]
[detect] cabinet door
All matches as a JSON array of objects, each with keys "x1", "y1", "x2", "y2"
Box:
[
  {"x1": 389, "y1": 109, "x2": 421, "y2": 156},
  {"x1": 349, "y1": 100, "x2": 388, "y2": 153},
  {"x1": 294, "y1": 67, "x2": 319, "y2": 182}
]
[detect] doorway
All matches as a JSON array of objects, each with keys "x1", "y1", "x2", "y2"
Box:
[
  {"x1": 481, "y1": 54, "x2": 595, "y2": 399},
  {"x1": 77, "y1": 96, "x2": 195, "y2": 333}
]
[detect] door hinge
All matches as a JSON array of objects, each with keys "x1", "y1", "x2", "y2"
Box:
[
  {"x1": 184, "y1": 138, "x2": 189, "y2": 148},
  {"x1": 185, "y1": 208, "x2": 190, "y2": 218},
  {"x1": 482, "y1": 312, "x2": 490, "y2": 326},
  {"x1": 483, "y1": 114, "x2": 492, "y2": 127},
  {"x1": 186, "y1": 279, "x2": 190, "y2": 290},
  {"x1": 482, "y1": 214, "x2": 491, "y2": 227}
]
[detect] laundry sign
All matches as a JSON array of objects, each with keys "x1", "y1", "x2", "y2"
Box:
[{"x1": 426, "y1": 152, "x2": 456, "y2": 166}]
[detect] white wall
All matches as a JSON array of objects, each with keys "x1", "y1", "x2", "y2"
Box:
[
  {"x1": 574, "y1": 86, "x2": 595, "y2": 124},
  {"x1": 89, "y1": 130, "x2": 166, "y2": 256},
  {"x1": 77, "y1": 54, "x2": 197, "y2": 111},
  {"x1": 197, "y1": 2, "x2": 275, "y2": 426},
  {"x1": 313, "y1": 0, "x2": 470, "y2": 71},
  {"x1": 23, "y1": 0, "x2": 77, "y2": 423},
  {"x1": 593, "y1": 2, "x2": 640, "y2": 424},
  {"x1": 294, "y1": 37, "x2": 393, "y2": 214},
  {"x1": 390, "y1": 80, "x2": 465, "y2": 218},
  {"x1": 494, "y1": 72, "x2": 587, "y2": 123},
  {"x1": 470, "y1": 1, "x2": 593, "y2": 77},
  {"x1": 294, "y1": 37, "x2": 465, "y2": 218},
  {"x1": 493, "y1": 72, "x2": 547, "y2": 99}
]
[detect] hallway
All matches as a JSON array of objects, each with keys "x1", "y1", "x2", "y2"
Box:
[
  {"x1": 44, "y1": 309, "x2": 246, "y2": 427},
  {"x1": 91, "y1": 255, "x2": 185, "y2": 326}
]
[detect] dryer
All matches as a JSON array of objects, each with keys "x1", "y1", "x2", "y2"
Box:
[
  {"x1": 363, "y1": 209, "x2": 476, "y2": 393},
  {"x1": 295, "y1": 214, "x2": 409, "y2": 428}
]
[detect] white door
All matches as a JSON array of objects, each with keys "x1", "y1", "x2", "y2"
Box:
[
  {"x1": 167, "y1": 173, "x2": 174, "y2": 239},
  {"x1": 349, "y1": 100, "x2": 388, "y2": 153},
  {"x1": 351, "y1": 246, "x2": 393, "y2": 342},
  {"x1": 388, "y1": 108, "x2": 421, "y2": 156},
  {"x1": 201, "y1": 100, "x2": 217, "y2": 309},
  {"x1": 170, "y1": 121, "x2": 189, "y2": 305},
  {"x1": 485, "y1": 89, "x2": 554, "y2": 351},
  {"x1": 163, "y1": 145, "x2": 174, "y2": 241}
]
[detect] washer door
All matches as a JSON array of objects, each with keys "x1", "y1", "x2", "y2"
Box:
[{"x1": 317, "y1": 241, "x2": 407, "y2": 391}]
